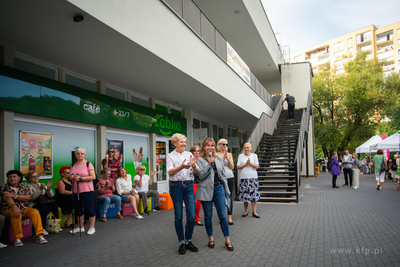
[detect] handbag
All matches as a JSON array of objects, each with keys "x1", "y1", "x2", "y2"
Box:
[
  {"x1": 380, "y1": 159, "x2": 387, "y2": 173},
  {"x1": 35, "y1": 194, "x2": 56, "y2": 205},
  {"x1": 46, "y1": 212, "x2": 61, "y2": 234}
]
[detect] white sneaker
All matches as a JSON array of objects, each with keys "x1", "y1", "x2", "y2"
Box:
[
  {"x1": 43, "y1": 229, "x2": 49, "y2": 236},
  {"x1": 134, "y1": 214, "x2": 143, "y2": 220},
  {"x1": 0, "y1": 242, "x2": 8, "y2": 248},
  {"x1": 87, "y1": 228, "x2": 96, "y2": 235},
  {"x1": 69, "y1": 227, "x2": 85, "y2": 234}
]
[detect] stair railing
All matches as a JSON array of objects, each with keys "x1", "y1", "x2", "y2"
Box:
[{"x1": 293, "y1": 91, "x2": 313, "y2": 202}]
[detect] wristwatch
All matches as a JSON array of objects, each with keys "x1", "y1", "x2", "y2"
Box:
[{"x1": 79, "y1": 177, "x2": 83, "y2": 182}]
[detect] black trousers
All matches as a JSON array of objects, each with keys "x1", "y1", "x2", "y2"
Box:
[
  {"x1": 332, "y1": 175, "x2": 337, "y2": 187},
  {"x1": 288, "y1": 104, "x2": 295, "y2": 119},
  {"x1": 343, "y1": 168, "x2": 353, "y2": 186},
  {"x1": 227, "y1": 177, "x2": 235, "y2": 216}
]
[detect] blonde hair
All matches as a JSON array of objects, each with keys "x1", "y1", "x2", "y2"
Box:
[
  {"x1": 135, "y1": 165, "x2": 146, "y2": 173},
  {"x1": 352, "y1": 153, "x2": 358, "y2": 158},
  {"x1": 217, "y1": 138, "x2": 228, "y2": 151},
  {"x1": 171, "y1": 133, "x2": 186, "y2": 145},
  {"x1": 199, "y1": 138, "x2": 217, "y2": 159}
]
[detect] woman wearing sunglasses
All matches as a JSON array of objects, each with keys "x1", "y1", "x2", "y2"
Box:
[
  {"x1": 102, "y1": 147, "x2": 120, "y2": 181},
  {"x1": 217, "y1": 139, "x2": 234, "y2": 225}
]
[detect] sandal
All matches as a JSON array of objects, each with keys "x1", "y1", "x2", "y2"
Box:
[
  {"x1": 101, "y1": 217, "x2": 107, "y2": 222},
  {"x1": 117, "y1": 214, "x2": 124, "y2": 219}
]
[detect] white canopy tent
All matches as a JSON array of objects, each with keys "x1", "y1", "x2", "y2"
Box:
[
  {"x1": 370, "y1": 131, "x2": 400, "y2": 152},
  {"x1": 355, "y1": 135, "x2": 381, "y2": 154}
]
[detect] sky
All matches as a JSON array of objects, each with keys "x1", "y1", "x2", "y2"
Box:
[{"x1": 261, "y1": 0, "x2": 400, "y2": 53}]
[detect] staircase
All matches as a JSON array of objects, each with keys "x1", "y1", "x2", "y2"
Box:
[{"x1": 256, "y1": 109, "x2": 303, "y2": 203}]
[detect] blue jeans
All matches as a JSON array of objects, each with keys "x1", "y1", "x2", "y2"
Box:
[
  {"x1": 170, "y1": 181, "x2": 195, "y2": 243},
  {"x1": 201, "y1": 184, "x2": 229, "y2": 238},
  {"x1": 97, "y1": 195, "x2": 122, "y2": 214}
]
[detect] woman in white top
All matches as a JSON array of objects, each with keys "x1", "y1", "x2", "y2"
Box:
[
  {"x1": 217, "y1": 139, "x2": 235, "y2": 225},
  {"x1": 237, "y1": 143, "x2": 260, "y2": 218},
  {"x1": 115, "y1": 167, "x2": 142, "y2": 219}
]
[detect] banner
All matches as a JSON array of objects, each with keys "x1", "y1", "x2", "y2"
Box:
[
  {"x1": 20, "y1": 131, "x2": 53, "y2": 179},
  {"x1": 227, "y1": 42, "x2": 251, "y2": 86}
]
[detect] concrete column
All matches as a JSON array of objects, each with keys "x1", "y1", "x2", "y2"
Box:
[
  {"x1": 0, "y1": 110, "x2": 14, "y2": 184},
  {"x1": 0, "y1": 46, "x2": 14, "y2": 67},
  {"x1": 182, "y1": 108, "x2": 193, "y2": 147},
  {"x1": 96, "y1": 125, "x2": 107, "y2": 173},
  {"x1": 96, "y1": 80, "x2": 106, "y2": 95},
  {"x1": 149, "y1": 133, "x2": 156, "y2": 183}
]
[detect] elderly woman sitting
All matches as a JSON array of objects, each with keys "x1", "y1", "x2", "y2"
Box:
[
  {"x1": 26, "y1": 170, "x2": 59, "y2": 232},
  {"x1": 0, "y1": 170, "x2": 47, "y2": 246}
]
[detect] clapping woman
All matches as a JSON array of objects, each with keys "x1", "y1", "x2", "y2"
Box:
[
  {"x1": 26, "y1": 170, "x2": 59, "y2": 231},
  {"x1": 217, "y1": 139, "x2": 234, "y2": 225},
  {"x1": 196, "y1": 138, "x2": 233, "y2": 251},
  {"x1": 115, "y1": 167, "x2": 142, "y2": 219},
  {"x1": 237, "y1": 143, "x2": 260, "y2": 218}
]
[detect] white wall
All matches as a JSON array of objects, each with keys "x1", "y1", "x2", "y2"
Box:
[{"x1": 67, "y1": 0, "x2": 273, "y2": 118}]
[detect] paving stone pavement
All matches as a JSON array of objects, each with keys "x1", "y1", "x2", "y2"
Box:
[{"x1": 1, "y1": 172, "x2": 400, "y2": 266}]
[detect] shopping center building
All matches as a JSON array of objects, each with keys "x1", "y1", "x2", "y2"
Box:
[{"x1": 0, "y1": 0, "x2": 314, "y2": 191}]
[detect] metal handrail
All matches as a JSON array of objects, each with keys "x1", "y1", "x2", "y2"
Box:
[{"x1": 293, "y1": 91, "x2": 313, "y2": 202}]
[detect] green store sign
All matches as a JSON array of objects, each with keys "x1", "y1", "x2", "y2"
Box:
[{"x1": 0, "y1": 66, "x2": 186, "y2": 136}]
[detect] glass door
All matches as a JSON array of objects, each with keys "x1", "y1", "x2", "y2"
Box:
[{"x1": 156, "y1": 137, "x2": 169, "y2": 192}]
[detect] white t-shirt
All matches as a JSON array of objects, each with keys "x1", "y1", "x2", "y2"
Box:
[
  {"x1": 134, "y1": 174, "x2": 150, "y2": 192},
  {"x1": 166, "y1": 150, "x2": 194, "y2": 182},
  {"x1": 237, "y1": 153, "x2": 259, "y2": 179},
  {"x1": 116, "y1": 174, "x2": 133, "y2": 195}
]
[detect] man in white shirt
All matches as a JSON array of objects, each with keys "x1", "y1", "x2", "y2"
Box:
[{"x1": 342, "y1": 150, "x2": 354, "y2": 186}]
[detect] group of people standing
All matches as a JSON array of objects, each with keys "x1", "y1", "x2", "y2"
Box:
[
  {"x1": 329, "y1": 149, "x2": 393, "y2": 190},
  {"x1": 167, "y1": 134, "x2": 261, "y2": 255}
]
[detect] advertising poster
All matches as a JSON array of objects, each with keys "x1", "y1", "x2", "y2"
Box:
[
  {"x1": 20, "y1": 131, "x2": 53, "y2": 179},
  {"x1": 107, "y1": 139, "x2": 124, "y2": 166}
]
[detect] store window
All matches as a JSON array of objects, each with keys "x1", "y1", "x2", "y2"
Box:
[
  {"x1": 65, "y1": 74, "x2": 96, "y2": 92},
  {"x1": 131, "y1": 95, "x2": 148, "y2": 107},
  {"x1": 106, "y1": 87, "x2": 125, "y2": 100},
  {"x1": 14, "y1": 56, "x2": 56, "y2": 80}
]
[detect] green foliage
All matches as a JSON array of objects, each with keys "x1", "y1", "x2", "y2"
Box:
[{"x1": 312, "y1": 51, "x2": 399, "y2": 157}]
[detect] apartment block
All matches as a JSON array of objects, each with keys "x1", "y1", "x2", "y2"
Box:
[{"x1": 291, "y1": 22, "x2": 400, "y2": 77}]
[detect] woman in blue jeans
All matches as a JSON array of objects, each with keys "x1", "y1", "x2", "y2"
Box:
[
  {"x1": 97, "y1": 168, "x2": 123, "y2": 221},
  {"x1": 196, "y1": 138, "x2": 234, "y2": 251},
  {"x1": 167, "y1": 133, "x2": 199, "y2": 255}
]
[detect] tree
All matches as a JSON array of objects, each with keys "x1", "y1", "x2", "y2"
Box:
[{"x1": 312, "y1": 51, "x2": 399, "y2": 157}]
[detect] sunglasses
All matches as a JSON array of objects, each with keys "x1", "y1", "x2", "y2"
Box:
[
  {"x1": 221, "y1": 144, "x2": 228, "y2": 146},
  {"x1": 108, "y1": 151, "x2": 114, "y2": 153},
  {"x1": 140, "y1": 168, "x2": 146, "y2": 171}
]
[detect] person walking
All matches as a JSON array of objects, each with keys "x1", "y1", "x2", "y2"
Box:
[
  {"x1": 342, "y1": 150, "x2": 353, "y2": 186},
  {"x1": 373, "y1": 149, "x2": 387, "y2": 190},
  {"x1": 166, "y1": 133, "x2": 199, "y2": 255},
  {"x1": 330, "y1": 152, "x2": 340, "y2": 188},
  {"x1": 282, "y1": 93, "x2": 296, "y2": 120}
]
